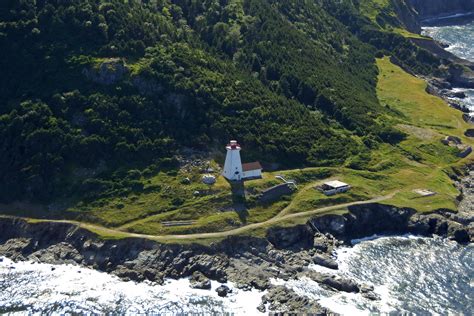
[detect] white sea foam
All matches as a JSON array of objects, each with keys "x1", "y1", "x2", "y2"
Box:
[
  {"x1": 270, "y1": 236, "x2": 473, "y2": 315},
  {"x1": 0, "y1": 257, "x2": 266, "y2": 315}
]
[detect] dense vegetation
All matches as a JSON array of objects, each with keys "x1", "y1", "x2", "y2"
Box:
[{"x1": 0, "y1": 0, "x2": 443, "y2": 204}]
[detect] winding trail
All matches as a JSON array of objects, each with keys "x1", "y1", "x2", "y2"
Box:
[{"x1": 1, "y1": 192, "x2": 397, "y2": 242}]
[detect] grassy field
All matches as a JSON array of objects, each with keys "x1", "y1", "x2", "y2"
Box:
[
  {"x1": 1, "y1": 57, "x2": 472, "y2": 241},
  {"x1": 358, "y1": 0, "x2": 430, "y2": 39}
]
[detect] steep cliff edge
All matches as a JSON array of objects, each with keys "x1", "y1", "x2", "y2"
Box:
[
  {"x1": 393, "y1": 0, "x2": 474, "y2": 32},
  {"x1": 0, "y1": 197, "x2": 471, "y2": 313},
  {"x1": 407, "y1": 0, "x2": 474, "y2": 21}
]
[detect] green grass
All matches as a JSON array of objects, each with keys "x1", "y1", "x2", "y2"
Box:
[
  {"x1": 358, "y1": 0, "x2": 430, "y2": 39},
  {"x1": 359, "y1": 0, "x2": 391, "y2": 22},
  {"x1": 1, "y1": 57, "x2": 471, "y2": 240}
]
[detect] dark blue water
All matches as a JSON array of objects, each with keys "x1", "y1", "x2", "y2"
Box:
[{"x1": 277, "y1": 236, "x2": 474, "y2": 315}]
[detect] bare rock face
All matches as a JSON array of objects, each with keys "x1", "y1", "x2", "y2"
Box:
[
  {"x1": 408, "y1": 0, "x2": 474, "y2": 21},
  {"x1": 82, "y1": 58, "x2": 129, "y2": 85},
  {"x1": 301, "y1": 270, "x2": 360, "y2": 293},
  {"x1": 392, "y1": 0, "x2": 421, "y2": 33},
  {"x1": 312, "y1": 254, "x2": 338, "y2": 270},
  {"x1": 441, "y1": 135, "x2": 472, "y2": 158},
  {"x1": 463, "y1": 114, "x2": 474, "y2": 125},
  {"x1": 0, "y1": 183, "x2": 472, "y2": 314},
  {"x1": 449, "y1": 65, "x2": 474, "y2": 89},
  {"x1": 189, "y1": 271, "x2": 211, "y2": 290},
  {"x1": 308, "y1": 202, "x2": 472, "y2": 243},
  {"x1": 215, "y1": 285, "x2": 232, "y2": 297},
  {"x1": 266, "y1": 225, "x2": 314, "y2": 249},
  {"x1": 458, "y1": 146, "x2": 473, "y2": 158},
  {"x1": 261, "y1": 286, "x2": 327, "y2": 314}
]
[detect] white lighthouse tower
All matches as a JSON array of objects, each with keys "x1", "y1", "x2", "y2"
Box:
[
  {"x1": 222, "y1": 140, "x2": 263, "y2": 181},
  {"x1": 222, "y1": 140, "x2": 243, "y2": 181}
]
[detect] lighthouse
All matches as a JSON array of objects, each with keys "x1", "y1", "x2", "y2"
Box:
[
  {"x1": 223, "y1": 140, "x2": 243, "y2": 181},
  {"x1": 222, "y1": 140, "x2": 262, "y2": 181}
]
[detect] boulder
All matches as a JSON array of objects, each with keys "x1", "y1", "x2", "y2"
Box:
[
  {"x1": 312, "y1": 254, "x2": 338, "y2": 270},
  {"x1": 202, "y1": 174, "x2": 216, "y2": 185},
  {"x1": 463, "y1": 114, "x2": 474, "y2": 124},
  {"x1": 303, "y1": 271, "x2": 360, "y2": 293},
  {"x1": 362, "y1": 291, "x2": 381, "y2": 301},
  {"x1": 320, "y1": 275, "x2": 359, "y2": 293},
  {"x1": 313, "y1": 238, "x2": 329, "y2": 252},
  {"x1": 262, "y1": 286, "x2": 326, "y2": 314},
  {"x1": 190, "y1": 271, "x2": 211, "y2": 290},
  {"x1": 465, "y1": 129, "x2": 474, "y2": 138},
  {"x1": 457, "y1": 146, "x2": 472, "y2": 158},
  {"x1": 444, "y1": 135, "x2": 462, "y2": 145},
  {"x1": 250, "y1": 278, "x2": 271, "y2": 291},
  {"x1": 181, "y1": 177, "x2": 191, "y2": 185},
  {"x1": 313, "y1": 234, "x2": 334, "y2": 252},
  {"x1": 216, "y1": 285, "x2": 232, "y2": 297},
  {"x1": 184, "y1": 254, "x2": 228, "y2": 283}
]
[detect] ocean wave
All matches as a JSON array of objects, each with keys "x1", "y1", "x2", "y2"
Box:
[{"x1": 0, "y1": 257, "x2": 265, "y2": 315}]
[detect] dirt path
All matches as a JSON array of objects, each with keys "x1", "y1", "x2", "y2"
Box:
[{"x1": 1, "y1": 192, "x2": 397, "y2": 242}]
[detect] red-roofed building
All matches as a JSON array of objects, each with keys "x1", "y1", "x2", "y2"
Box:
[{"x1": 242, "y1": 161, "x2": 263, "y2": 180}]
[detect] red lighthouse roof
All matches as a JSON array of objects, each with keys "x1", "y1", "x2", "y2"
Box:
[{"x1": 242, "y1": 161, "x2": 262, "y2": 171}]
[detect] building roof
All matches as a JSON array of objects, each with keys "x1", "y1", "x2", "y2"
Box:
[
  {"x1": 242, "y1": 161, "x2": 262, "y2": 172},
  {"x1": 324, "y1": 180, "x2": 349, "y2": 189}
]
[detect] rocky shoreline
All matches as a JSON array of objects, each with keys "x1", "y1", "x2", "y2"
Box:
[
  {"x1": 394, "y1": 1, "x2": 474, "y2": 121},
  {"x1": 0, "y1": 165, "x2": 472, "y2": 314}
]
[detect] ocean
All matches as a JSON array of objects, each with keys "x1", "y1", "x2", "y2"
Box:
[
  {"x1": 1, "y1": 236, "x2": 472, "y2": 314},
  {"x1": 423, "y1": 20, "x2": 474, "y2": 113},
  {"x1": 275, "y1": 236, "x2": 473, "y2": 315},
  {"x1": 0, "y1": 256, "x2": 265, "y2": 314}
]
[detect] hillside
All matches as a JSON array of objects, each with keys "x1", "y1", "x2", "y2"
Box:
[
  {"x1": 0, "y1": 0, "x2": 472, "y2": 238},
  {"x1": 0, "y1": 0, "x2": 402, "y2": 203}
]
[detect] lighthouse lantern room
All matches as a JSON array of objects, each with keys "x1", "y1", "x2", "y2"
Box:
[{"x1": 222, "y1": 140, "x2": 262, "y2": 181}]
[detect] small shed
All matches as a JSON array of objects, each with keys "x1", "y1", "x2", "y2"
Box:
[
  {"x1": 242, "y1": 161, "x2": 263, "y2": 180},
  {"x1": 318, "y1": 180, "x2": 351, "y2": 196}
]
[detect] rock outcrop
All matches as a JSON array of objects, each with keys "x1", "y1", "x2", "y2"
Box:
[
  {"x1": 441, "y1": 135, "x2": 472, "y2": 158},
  {"x1": 82, "y1": 58, "x2": 129, "y2": 85},
  {"x1": 0, "y1": 166, "x2": 472, "y2": 313},
  {"x1": 407, "y1": 0, "x2": 474, "y2": 21},
  {"x1": 261, "y1": 286, "x2": 327, "y2": 314},
  {"x1": 308, "y1": 203, "x2": 472, "y2": 243}
]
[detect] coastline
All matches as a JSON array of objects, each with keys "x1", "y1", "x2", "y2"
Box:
[
  {"x1": 420, "y1": 11, "x2": 474, "y2": 26},
  {"x1": 415, "y1": 18, "x2": 474, "y2": 124},
  {"x1": 0, "y1": 165, "x2": 472, "y2": 313},
  {"x1": 1, "y1": 3, "x2": 474, "y2": 314}
]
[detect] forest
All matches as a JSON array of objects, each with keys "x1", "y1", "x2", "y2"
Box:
[{"x1": 0, "y1": 0, "x2": 442, "y2": 203}]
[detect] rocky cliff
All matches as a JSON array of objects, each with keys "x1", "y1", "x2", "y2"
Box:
[
  {"x1": 394, "y1": 0, "x2": 474, "y2": 32},
  {"x1": 407, "y1": 0, "x2": 474, "y2": 21},
  {"x1": 0, "y1": 200, "x2": 472, "y2": 313},
  {"x1": 0, "y1": 165, "x2": 472, "y2": 313}
]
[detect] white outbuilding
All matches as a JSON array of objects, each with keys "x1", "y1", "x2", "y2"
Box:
[
  {"x1": 242, "y1": 161, "x2": 263, "y2": 180},
  {"x1": 222, "y1": 140, "x2": 262, "y2": 181},
  {"x1": 319, "y1": 180, "x2": 351, "y2": 196}
]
